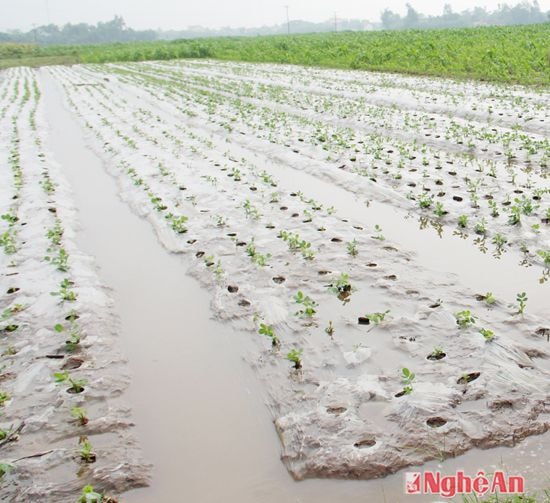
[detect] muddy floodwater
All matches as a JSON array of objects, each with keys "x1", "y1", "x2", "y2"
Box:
[{"x1": 0, "y1": 60, "x2": 549, "y2": 502}]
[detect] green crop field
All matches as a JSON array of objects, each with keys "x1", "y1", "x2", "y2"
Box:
[{"x1": 1, "y1": 23, "x2": 549, "y2": 85}]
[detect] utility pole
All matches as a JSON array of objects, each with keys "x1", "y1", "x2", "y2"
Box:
[
  {"x1": 334, "y1": 12, "x2": 338, "y2": 32},
  {"x1": 285, "y1": 5, "x2": 290, "y2": 34}
]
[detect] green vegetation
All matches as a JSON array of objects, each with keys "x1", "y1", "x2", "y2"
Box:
[
  {"x1": 364, "y1": 310, "x2": 390, "y2": 325},
  {"x1": 325, "y1": 320, "x2": 335, "y2": 337},
  {"x1": 54, "y1": 372, "x2": 87, "y2": 393},
  {"x1": 0, "y1": 462, "x2": 14, "y2": 479},
  {"x1": 286, "y1": 348, "x2": 303, "y2": 369},
  {"x1": 463, "y1": 491, "x2": 550, "y2": 502},
  {"x1": 484, "y1": 292, "x2": 496, "y2": 305},
  {"x1": 79, "y1": 436, "x2": 96, "y2": 463},
  {"x1": 70, "y1": 406, "x2": 89, "y2": 426},
  {"x1": 1, "y1": 23, "x2": 549, "y2": 85},
  {"x1": 346, "y1": 239, "x2": 358, "y2": 257},
  {"x1": 78, "y1": 485, "x2": 104, "y2": 503},
  {"x1": 516, "y1": 292, "x2": 528, "y2": 314},
  {"x1": 479, "y1": 328, "x2": 495, "y2": 341},
  {"x1": 455, "y1": 310, "x2": 477, "y2": 328},
  {"x1": 293, "y1": 291, "x2": 318, "y2": 318},
  {"x1": 0, "y1": 392, "x2": 10, "y2": 406},
  {"x1": 258, "y1": 323, "x2": 280, "y2": 348},
  {"x1": 400, "y1": 367, "x2": 416, "y2": 395}
]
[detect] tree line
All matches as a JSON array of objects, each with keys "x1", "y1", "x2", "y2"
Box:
[{"x1": 0, "y1": 1, "x2": 548, "y2": 45}]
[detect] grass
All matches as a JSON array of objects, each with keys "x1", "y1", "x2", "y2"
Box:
[
  {"x1": 463, "y1": 490, "x2": 550, "y2": 502},
  {"x1": 0, "y1": 23, "x2": 549, "y2": 85}
]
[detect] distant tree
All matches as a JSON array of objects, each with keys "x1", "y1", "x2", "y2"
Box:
[
  {"x1": 381, "y1": 9, "x2": 402, "y2": 30},
  {"x1": 403, "y1": 3, "x2": 420, "y2": 28}
]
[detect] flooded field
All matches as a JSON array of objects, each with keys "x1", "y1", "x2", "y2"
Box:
[{"x1": 0, "y1": 61, "x2": 549, "y2": 502}]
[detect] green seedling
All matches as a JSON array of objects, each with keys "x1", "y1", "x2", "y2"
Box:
[
  {"x1": 516, "y1": 292, "x2": 528, "y2": 314},
  {"x1": 488, "y1": 199, "x2": 499, "y2": 217},
  {"x1": 364, "y1": 310, "x2": 390, "y2": 325},
  {"x1": 400, "y1": 367, "x2": 415, "y2": 394},
  {"x1": 245, "y1": 239, "x2": 271, "y2": 266},
  {"x1": 40, "y1": 176, "x2": 55, "y2": 194},
  {"x1": 65, "y1": 309, "x2": 79, "y2": 322},
  {"x1": 0, "y1": 392, "x2": 10, "y2": 406},
  {"x1": 286, "y1": 349, "x2": 303, "y2": 370},
  {"x1": 45, "y1": 247, "x2": 69, "y2": 272},
  {"x1": 51, "y1": 278, "x2": 77, "y2": 302},
  {"x1": 328, "y1": 273, "x2": 353, "y2": 298},
  {"x1": 0, "y1": 461, "x2": 14, "y2": 479},
  {"x1": 68, "y1": 328, "x2": 82, "y2": 349},
  {"x1": 325, "y1": 321, "x2": 335, "y2": 337},
  {"x1": 71, "y1": 406, "x2": 89, "y2": 426},
  {"x1": 279, "y1": 231, "x2": 314, "y2": 259},
  {"x1": 537, "y1": 250, "x2": 550, "y2": 267},
  {"x1": 430, "y1": 347, "x2": 445, "y2": 359},
  {"x1": 165, "y1": 213, "x2": 188, "y2": 234},
  {"x1": 79, "y1": 436, "x2": 96, "y2": 463},
  {"x1": 434, "y1": 202, "x2": 447, "y2": 217},
  {"x1": 373, "y1": 224, "x2": 385, "y2": 241},
  {"x1": 1, "y1": 213, "x2": 18, "y2": 225},
  {"x1": 54, "y1": 372, "x2": 86, "y2": 393},
  {"x1": 346, "y1": 239, "x2": 358, "y2": 257},
  {"x1": 479, "y1": 328, "x2": 494, "y2": 342},
  {"x1": 474, "y1": 219, "x2": 487, "y2": 235},
  {"x1": 455, "y1": 310, "x2": 477, "y2": 328},
  {"x1": 242, "y1": 199, "x2": 261, "y2": 220},
  {"x1": 213, "y1": 260, "x2": 223, "y2": 278},
  {"x1": 418, "y1": 193, "x2": 433, "y2": 209},
  {"x1": 260, "y1": 170, "x2": 276, "y2": 186},
  {"x1": 484, "y1": 292, "x2": 496, "y2": 305},
  {"x1": 230, "y1": 167, "x2": 242, "y2": 181},
  {"x1": 1, "y1": 304, "x2": 24, "y2": 320},
  {"x1": 2, "y1": 346, "x2": 16, "y2": 356},
  {"x1": 508, "y1": 205, "x2": 521, "y2": 225},
  {"x1": 0, "y1": 230, "x2": 17, "y2": 255},
  {"x1": 258, "y1": 323, "x2": 279, "y2": 348},
  {"x1": 299, "y1": 240, "x2": 315, "y2": 260},
  {"x1": 47, "y1": 221, "x2": 64, "y2": 246},
  {"x1": 149, "y1": 194, "x2": 167, "y2": 211},
  {"x1": 492, "y1": 233, "x2": 508, "y2": 250},
  {"x1": 293, "y1": 291, "x2": 318, "y2": 318},
  {"x1": 78, "y1": 485, "x2": 103, "y2": 503},
  {"x1": 515, "y1": 196, "x2": 534, "y2": 216},
  {"x1": 59, "y1": 324, "x2": 82, "y2": 351},
  {"x1": 457, "y1": 215, "x2": 468, "y2": 228}
]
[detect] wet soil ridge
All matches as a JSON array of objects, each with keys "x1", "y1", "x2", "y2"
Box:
[
  {"x1": 44, "y1": 63, "x2": 550, "y2": 481},
  {"x1": 0, "y1": 68, "x2": 147, "y2": 501}
]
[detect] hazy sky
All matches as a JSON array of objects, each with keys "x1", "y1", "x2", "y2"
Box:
[{"x1": 2, "y1": 0, "x2": 549, "y2": 31}]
